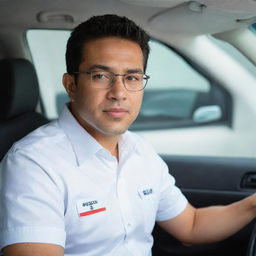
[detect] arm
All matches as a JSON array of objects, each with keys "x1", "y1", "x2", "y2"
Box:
[
  {"x1": 3, "y1": 243, "x2": 64, "y2": 256},
  {"x1": 1, "y1": 151, "x2": 66, "y2": 254},
  {"x1": 158, "y1": 194, "x2": 256, "y2": 245}
]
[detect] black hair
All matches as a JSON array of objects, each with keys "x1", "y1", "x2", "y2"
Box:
[{"x1": 65, "y1": 14, "x2": 150, "y2": 74}]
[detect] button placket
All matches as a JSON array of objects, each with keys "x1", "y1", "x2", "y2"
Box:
[{"x1": 116, "y1": 174, "x2": 134, "y2": 236}]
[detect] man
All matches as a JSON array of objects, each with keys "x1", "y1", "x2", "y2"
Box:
[{"x1": 0, "y1": 14, "x2": 256, "y2": 256}]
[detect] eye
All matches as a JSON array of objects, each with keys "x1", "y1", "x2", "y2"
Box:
[
  {"x1": 91, "y1": 72, "x2": 111, "y2": 82},
  {"x1": 92, "y1": 73, "x2": 106, "y2": 80},
  {"x1": 126, "y1": 74, "x2": 141, "y2": 82}
]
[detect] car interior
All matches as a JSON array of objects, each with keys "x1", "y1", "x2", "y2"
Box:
[
  {"x1": 0, "y1": 58, "x2": 48, "y2": 161},
  {"x1": 1, "y1": 0, "x2": 256, "y2": 256}
]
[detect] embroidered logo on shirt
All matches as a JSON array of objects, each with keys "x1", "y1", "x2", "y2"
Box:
[
  {"x1": 143, "y1": 188, "x2": 153, "y2": 195},
  {"x1": 76, "y1": 199, "x2": 106, "y2": 217},
  {"x1": 138, "y1": 188, "x2": 154, "y2": 199}
]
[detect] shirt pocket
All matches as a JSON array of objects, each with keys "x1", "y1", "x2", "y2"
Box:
[
  {"x1": 74, "y1": 197, "x2": 110, "y2": 235},
  {"x1": 138, "y1": 187, "x2": 157, "y2": 235},
  {"x1": 66, "y1": 195, "x2": 124, "y2": 249}
]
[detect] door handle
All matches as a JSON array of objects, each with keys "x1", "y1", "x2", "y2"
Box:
[{"x1": 241, "y1": 173, "x2": 256, "y2": 189}]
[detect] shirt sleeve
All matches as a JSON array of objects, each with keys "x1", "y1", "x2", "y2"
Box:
[
  {"x1": 156, "y1": 159, "x2": 188, "y2": 222},
  {"x1": 0, "y1": 148, "x2": 66, "y2": 250}
]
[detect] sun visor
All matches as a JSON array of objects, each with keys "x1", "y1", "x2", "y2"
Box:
[
  {"x1": 148, "y1": 1, "x2": 256, "y2": 36},
  {"x1": 197, "y1": 0, "x2": 256, "y2": 13},
  {"x1": 119, "y1": 0, "x2": 190, "y2": 8}
]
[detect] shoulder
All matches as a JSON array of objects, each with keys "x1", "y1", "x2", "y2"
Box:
[
  {"x1": 7, "y1": 120, "x2": 67, "y2": 160},
  {"x1": 1, "y1": 120, "x2": 71, "y2": 190}
]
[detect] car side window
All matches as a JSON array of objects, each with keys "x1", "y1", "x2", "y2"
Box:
[
  {"x1": 131, "y1": 41, "x2": 229, "y2": 130},
  {"x1": 27, "y1": 29, "x2": 70, "y2": 119},
  {"x1": 26, "y1": 30, "x2": 229, "y2": 129}
]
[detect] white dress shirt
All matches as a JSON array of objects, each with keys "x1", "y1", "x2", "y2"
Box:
[{"x1": 0, "y1": 105, "x2": 187, "y2": 256}]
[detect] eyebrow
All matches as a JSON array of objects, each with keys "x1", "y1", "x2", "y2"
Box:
[
  {"x1": 89, "y1": 64, "x2": 111, "y2": 71},
  {"x1": 126, "y1": 68, "x2": 144, "y2": 74},
  {"x1": 89, "y1": 64, "x2": 144, "y2": 74}
]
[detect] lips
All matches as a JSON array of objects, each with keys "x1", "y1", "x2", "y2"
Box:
[{"x1": 103, "y1": 108, "x2": 129, "y2": 118}]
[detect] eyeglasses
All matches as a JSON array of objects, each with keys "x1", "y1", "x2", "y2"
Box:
[{"x1": 72, "y1": 70, "x2": 150, "y2": 92}]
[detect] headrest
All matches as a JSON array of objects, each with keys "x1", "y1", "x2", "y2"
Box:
[{"x1": 0, "y1": 58, "x2": 40, "y2": 120}]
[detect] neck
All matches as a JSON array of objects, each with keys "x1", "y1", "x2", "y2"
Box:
[
  {"x1": 69, "y1": 105, "x2": 120, "y2": 159},
  {"x1": 94, "y1": 133, "x2": 120, "y2": 159}
]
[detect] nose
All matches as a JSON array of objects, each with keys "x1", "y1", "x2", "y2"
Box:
[{"x1": 106, "y1": 76, "x2": 127, "y2": 101}]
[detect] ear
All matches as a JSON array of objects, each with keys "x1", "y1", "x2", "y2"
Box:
[{"x1": 63, "y1": 73, "x2": 76, "y2": 102}]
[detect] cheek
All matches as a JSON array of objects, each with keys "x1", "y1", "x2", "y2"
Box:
[
  {"x1": 130, "y1": 94, "x2": 143, "y2": 116},
  {"x1": 135, "y1": 94, "x2": 143, "y2": 109},
  {"x1": 76, "y1": 89, "x2": 104, "y2": 112}
]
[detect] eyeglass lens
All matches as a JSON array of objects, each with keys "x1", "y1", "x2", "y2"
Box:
[{"x1": 90, "y1": 71, "x2": 148, "y2": 91}]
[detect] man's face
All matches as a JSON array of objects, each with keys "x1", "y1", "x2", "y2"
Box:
[{"x1": 63, "y1": 37, "x2": 144, "y2": 139}]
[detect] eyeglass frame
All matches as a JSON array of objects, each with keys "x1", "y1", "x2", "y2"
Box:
[{"x1": 71, "y1": 70, "x2": 150, "y2": 92}]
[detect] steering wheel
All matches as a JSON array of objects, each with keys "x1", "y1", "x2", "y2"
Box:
[{"x1": 247, "y1": 223, "x2": 256, "y2": 256}]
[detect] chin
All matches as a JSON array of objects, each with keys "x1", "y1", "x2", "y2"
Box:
[
  {"x1": 98, "y1": 121, "x2": 132, "y2": 136},
  {"x1": 105, "y1": 129, "x2": 127, "y2": 136},
  {"x1": 100, "y1": 126, "x2": 128, "y2": 136}
]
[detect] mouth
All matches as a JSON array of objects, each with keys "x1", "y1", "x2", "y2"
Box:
[{"x1": 103, "y1": 108, "x2": 129, "y2": 118}]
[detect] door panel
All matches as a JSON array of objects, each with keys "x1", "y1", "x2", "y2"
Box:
[{"x1": 152, "y1": 155, "x2": 256, "y2": 256}]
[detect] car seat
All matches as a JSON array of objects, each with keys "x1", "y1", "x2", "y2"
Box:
[{"x1": 0, "y1": 58, "x2": 48, "y2": 161}]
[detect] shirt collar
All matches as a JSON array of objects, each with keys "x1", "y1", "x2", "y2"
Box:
[
  {"x1": 118, "y1": 130, "x2": 141, "y2": 158},
  {"x1": 58, "y1": 105, "x2": 141, "y2": 166},
  {"x1": 58, "y1": 105, "x2": 103, "y2": 166}
]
